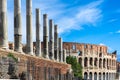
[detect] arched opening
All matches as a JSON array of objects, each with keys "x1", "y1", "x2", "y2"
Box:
[
  {"x1": 110, "y1": 59, "x2": 111, "y2": 68},
  {"x1": 103, "y1": 73, "x2": 105, "y2": 80},
  {"x1": 106, "y1": 73, "x2": 108, "y2": 80},
  {"x1": 90, "y1": 58, "x2": 93, "y2": 66},
  {"x1": 78, "y1": 51, "x2": 82, "y2": 56},
  {"x1": 103, "y1": 59, "x2": 106, "y2": 68},
  {"x1": 89, "y1": 72, "x2": 92, "y2": 80},
  {"x1": 94, "y1": 58, "x2": 98, "y2": 67},
  {"x1": 99, "y1": 59, "x2": 102, "y2": 68},
  {"x1": 84, "y1": 57, "x2": 88, "y2": 67},
  {"x1": 79, "y1": 58, "x2": 82, "y2": 65},
  {"x1": 99, "y1": 73, "x2": 101, "y2": 80},
  {"x1": 94, "y1": 72, "x2": 97, "y2": 80},
  {"x1": 84, "y1": 72, "x2": 88, "y2": 80},
  {"x1": 107, "y1": 59, "x2": 109, "y2": 69},
  {"x1": 99, "y1": 53, "x2": 102, "y2": 57},
  {"x1": 72, "y1": 45, "x2": 76, "y2": 50}
]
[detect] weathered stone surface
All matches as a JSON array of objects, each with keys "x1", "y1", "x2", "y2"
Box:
[
  {"x1": 0, "y1": 49, "x2": 71, "y2": 79},
  {"x1": 35, "y1": 8, "x2": 41, "y2": 57},
  {"x1": 26, "y1": 0, "x2": 33, "y2": 55},
  {"x1": 0, "y1": 0, "x2": 8, "y2": 49},
  {"x1": 14, "y1": 0, "x2": 22, "y2": 52},
  {"x1": 49, "y1": 19, "x2": 54, "y2": 60},
  {"x1": 43, "y1": 14, "x2": 49, "y2": 59},
  {"x1": 54, "y1": 25, "x2": 59, "y2": 61}
]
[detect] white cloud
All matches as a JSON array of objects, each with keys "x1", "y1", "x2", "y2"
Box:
[
  {"x1": 99, "y1": 43, "x2": 105, "y2": 46},
  {"x1": 7, "y1": 0, "x2": 103, "y2": 43},
  {"x1": 108, "y1": 19, "x2": 117, "y2": 23},
  {"x1": 57, "y1": 0, "x2": 103, "y2": 33},
  {"x1": 109, "y1": 30, "x2": 120, "y2": 34},
  {"x1": 116, "y1": 30, "x2": 120, "y2": 33}
]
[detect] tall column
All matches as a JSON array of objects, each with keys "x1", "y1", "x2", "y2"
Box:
[
  {"x1": 54, "y1": 25, "x2": 59, "y2": 61},
  {"x1": 49, "y1": 19, "x2": 54, "y2": 60},
  {"x1": 43, "y1": 14, "x2": 49, "y2": 58},
  {"x1": 35, "y1": 8, "x2": 41, "y2": 57},
  {"x1": 14, "y1": 0, "x2": 22, "y2": 52},
  {"x1": 0, "y1": 0, "x2": 8, "y2": 49},
  {"x1": 26, "y1": 0, "x2": 33, "y2": 55},
  {"x1": 63, "y1": 49, "x2": 66, "y2": 63},
  {"x1": 59, "y1": 38, "x2": 63, "y2": 62}
]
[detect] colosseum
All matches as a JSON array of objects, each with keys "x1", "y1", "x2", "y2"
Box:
[{"x1": 63, "y1": 42, "x2": 117, "y2": 80}]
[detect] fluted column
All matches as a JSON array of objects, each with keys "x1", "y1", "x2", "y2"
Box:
[
  {"x1": 49, "y1": 19, "x2": 54, "y2": 60},
  {"x1": 14, "y1": 0, "x2": 22, "y2": 52},
  {"x1": 54, "y1": 25, "x2": 59, "y2": 61},
  {"x1": 0, "y1": 0, "x2": 8, "y2": 49},
  {"x1": 26, "y1": 0, "x2": 33, "y2": 55},
  {"x1": 43, "y1": 14, "x2": 49, "y2": 58},
  {"x1": 35, "y1": 8, "x2": 41, "y2": 57},
  {"x1": 59, "y1": 38, "x2": 63, "y2": 62}
]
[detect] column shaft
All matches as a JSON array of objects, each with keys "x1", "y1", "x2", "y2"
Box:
[
  {"x1": 59, "y1": 38, "x2": 63, "y2": 62},
  {"x1": 49, "y1": 19, "x2": 54, "y2": 60},
  {"x1": 0, "y1": 0, "x2": 8, "y2": 48},
  {"x1": 35, "y1": 8, "x2": 41, "y2": 56},
  {"x1": 63, "y1": 49, "x2": 66, "y2": 63},
  {"x1": 26, "y1": 0, "x2": 33, "y2": 55},
  {"x1": 43, "y1": 14, "x2": 49, "y2": 58},
  {"x1": 54, "y1": 25, "x2": 59, "y2": 61},
  {"x1": 14, "y1": 0, "x2": 22, "y2": 52}
]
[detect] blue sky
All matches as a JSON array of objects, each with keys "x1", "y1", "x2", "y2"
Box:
[{"x1": 7, "y1": 0, "x2": 120, "y2": 61}]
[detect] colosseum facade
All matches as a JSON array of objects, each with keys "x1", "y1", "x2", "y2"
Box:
[{"x1": 63, "y1": 42, "x2": 117, "y2": 80}]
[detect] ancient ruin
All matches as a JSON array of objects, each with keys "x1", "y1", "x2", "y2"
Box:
[
  {"x1": 63, "y1": 42, "x2": 117, "y2": 80},
  {"x1": 0, "y1": 0, "x2": 71, "y2": 79}
]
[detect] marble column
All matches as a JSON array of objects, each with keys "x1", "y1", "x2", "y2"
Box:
[
  {"x1": 49, "y1": 19, "x2": 54, "y2": 60},
  {"x1": 59, "y1": 38, "x2": 63, "y2": 62},
  {"x1": 43, "y1": 14, "x2": 49, "y2": 58},
  {"x1": 26, "y1": 0, "x2": 33, "y2": 55},
  {"x1": 54, "y1": 25, "x2": 59, "y2": 61},
  {"x1": 14, "y1": 0, "x2": 22, "y2": 52},
  {"x1": 0, "y1": 0, "x2": 8, "y2": 49},
  {"x1": 35, "y1": 8, "x2": 41, "y2": 57}
]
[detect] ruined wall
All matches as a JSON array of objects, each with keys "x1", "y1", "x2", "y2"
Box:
[{"x1": 0, "y1": 49, "x2": 71, "y2": 80}]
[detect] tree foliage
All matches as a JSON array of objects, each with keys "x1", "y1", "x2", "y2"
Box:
[{"x1": 66, "y1": 56, "x2": 82, "y2": 78}]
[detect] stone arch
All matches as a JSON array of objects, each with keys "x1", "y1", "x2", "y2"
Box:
[
  {"x1": 89, "y1": 72, "x2": 92, "y2": 80},
  {"x1": 84, "y1": 57, "x2": 88, "y2": 67},
  {"x1": 103, "y1": 59, "x2": 106, "y2": 68},
  {"x1": 107, "y1": 59, "x2": 109, "y2": 69},
  {"x1": 99, "y1": 53, "x2": 102, "y2": 57},
  {"x1": 79, "y1": 58, "x2": 82, "y2": 65},
  {"x1": 94, "y1": 58, "x2": 98, "y2": 67},
  {"x1": 84, "y1": 72, "x2": 88, "y2": 80},
  {"x1": 94, "y1": 72, "x2": 97, "y2": 80},
  {"x1": 99, "y1": 58, "x2": 102, "y2": 68},
  {"x1": 103, "y1": 72, "x2": 105, "y2": 80},
  {"x1": 110, "y1": 59, "x2": 111, "y2": 68},
  {"x1": 106, "y1": 73, "x2": 108, "y2": 80},
  {"x1": 99, "y1": 73, "x2": 102, "y2": 80},
  {"x1": 90, "y1": 58, "x2": 93, "y2": 66}
]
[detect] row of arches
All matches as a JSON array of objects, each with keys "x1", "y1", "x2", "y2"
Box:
[
  {"x1": 79, "y1": 57, "x2": 116, "y2": 69},
  {"x1": 84, "y1": 72, "x2": 116, "y2": 80}
]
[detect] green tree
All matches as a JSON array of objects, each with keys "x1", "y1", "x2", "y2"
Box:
[{"x1": 66, "y1": 56, "x2": 82, "y2": 79}]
